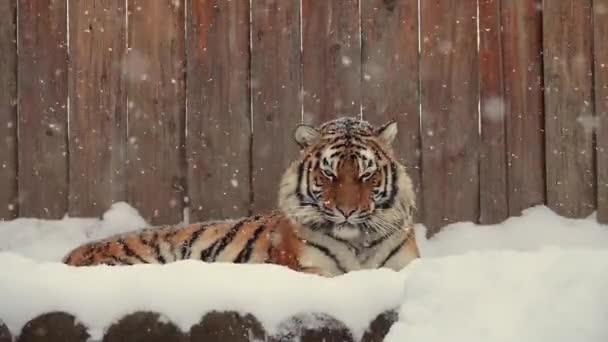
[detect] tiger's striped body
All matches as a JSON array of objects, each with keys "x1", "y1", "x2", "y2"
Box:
[
  {"x1": 63, "y1": 213, "x2": 309, "y2": 271},
  {"x1": 64, "y1": 118, "x2": 420, "y2": 276}
]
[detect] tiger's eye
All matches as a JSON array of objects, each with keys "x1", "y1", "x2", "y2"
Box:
[{"x1": 321, "y1": 168, "x2": 334, "y2": 180}]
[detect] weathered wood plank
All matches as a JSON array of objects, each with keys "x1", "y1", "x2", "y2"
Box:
[
  {"x1": 17, "y1": 0, "x2": 68, "y2": 218},
  {"x1": 595, "y1": 0, "x2": 608, "y2": 223},
  {"x1": 68, "y1": 0, "x2": 127, "y2": 218},
  {"x1": 501, "y1": 0, "x2": 546, "y2": 216},
  {"x1": 186, "y1": 0, "x2": 251, "y2": 221},
  {"x1": 361, "y1": 0, "x2": 422, "y2": 221},
  {"x1": 0, "y1": 0, "x2": 17, "y2": 219},
  {"x1": 420, "y1": 0, "x2": 479, "y2": 235},
  {"x1": 543, "y1": 0, "x2": 595, "y2": 217},
  {"x1": 250, "y1": 0, "x2": 301, "y2": 214},
  {"x1": 302, "y1": 0, "x2": 361, "y2": 124},
  {"x1": 479, "y1": 0, "x2": 508, "y2": 224},
  {"x1": 127, "y1": 0, "x2": 186, "y2": 224}
]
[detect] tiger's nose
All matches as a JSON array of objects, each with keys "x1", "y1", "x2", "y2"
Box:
[{"x1": 336, "y1": 206, "x2": 356, "y2": 218}]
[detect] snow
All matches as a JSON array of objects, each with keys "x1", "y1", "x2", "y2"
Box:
[
  {"x1": 0, "y1": 203, "x2": 607, "y2": 341},
  {"x1": 0, "y1": 254, "x2": 404, "y2": 340},
  {"x1": 0, "y1": 202, "x2": 148, "y2": 261},
  {"x1": 386, "y1": 249, "x2": 608, "y2": 342}
]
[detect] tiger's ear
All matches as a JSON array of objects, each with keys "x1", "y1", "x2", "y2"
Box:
[
  {"x1": 377, "y1": 120, "x2": 398, "y2": 145},
  {"x1": 294, "y1": 124, "x2": 321, "y2": 148}
]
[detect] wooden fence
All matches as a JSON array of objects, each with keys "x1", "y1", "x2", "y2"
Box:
[{"x1": 0, "y1": 0, "x2": 607, "y2": 235}]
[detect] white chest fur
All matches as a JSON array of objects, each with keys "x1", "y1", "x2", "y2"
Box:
[{"x1": 297, "y1": 228, "x2": 415, "y2": 276}]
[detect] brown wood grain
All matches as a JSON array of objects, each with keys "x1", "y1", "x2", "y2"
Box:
[
  {"x1": 501, "y1": 0, "x2": 546, "y2": 217},
  {"x1": 361, "y1": 0, "x2": 422, "y2": 222},
  {"x1": 595, "y1": 0, "x2": 608, "y2": 223},
  {"x1": 127, "y1": 0, "x2": 186, "y2": 224},
  {"x1": 479, "y1": 0, "x2": 508, "y2": 224},
  {"x1": 186, "y1": 0, "x2": 251, "y2": 221},
  {"x1": 420, "y1": 0, "x2": 479, "y2": 235},
  {"x1": 543, "y1": 0, "x2": 595, "y2": 217},
  {"x1": 302, "y1": 0, "x2": 361, "y2": 124},
  {"x1": 68, "y1": 0, "x2": 127, "y2": 218},
  {"x1": 17, "y1": 0, "x2": 68, "y2": 219},
  {"x1": 250, "y1": 0, "x2": 301, "y2": 214},
  {"x1": 0, "y1": 0, "x2": 17, "y2": 220}
]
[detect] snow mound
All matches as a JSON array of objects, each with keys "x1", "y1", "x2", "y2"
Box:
[
  {"x1": 386, "y1": 249, "x2": 608, "y2": 342},
  {"x1": 417, "y1": 206, "x2": 608, "y2": 257},
  {"x1": 0, "y1": 203, "x2": 607, "y2": 341},
  {"x1": 0, "y1": 253, "x2": 405, "y2": 340},
  {"x1": 0, "y1": 202, "x2": 148, "y2": 261}
]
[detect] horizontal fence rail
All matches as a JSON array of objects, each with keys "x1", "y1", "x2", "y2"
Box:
[{"x1": 0, "y1": 0, "x2": 607, "y2": 235}]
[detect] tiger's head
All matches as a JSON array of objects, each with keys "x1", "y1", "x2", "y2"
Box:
[{"x1": 279, "y1": 117, "x2": 415, "y2": 243}]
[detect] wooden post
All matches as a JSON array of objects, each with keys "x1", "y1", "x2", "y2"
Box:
[
  {"x1": 126, "y1": 0, "x2": 186, "y2": 224},
  {"x1": 68, "y1": 0, "x2": 127, "y2": 218},
  {"x1": 17, "y1": 0, "x2": 69, "y2": 219}
]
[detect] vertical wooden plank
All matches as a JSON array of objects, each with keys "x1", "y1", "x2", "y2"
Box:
[
  {"x1": 186, "y1": 0, "x2": 251, "y2": 221},
  {"x1": 127, "y1": 0, "x2": 185, "y2": 224},
  {"x1": 595, "y1": 0, "x2": 608, "y2": 223},
  {"x1": 360, "y1": 0, "x2": 422, "y2": 221},
  {"x1": 250, "y1": 0, "x2": 301, "y2": 213},
  {"x1": 501, "y1": 0, "x2": 545, "y2": 216},
  {"x1": 478, "y1": 0, "x2": 508, "y2": 224},
  {"x1": 543, "y1": 0, "x2": 595, "y2": 217},
  {"x1": 302, "y1": 0, "x2": 361, "y2": 124},
  {"x1": 18, "y1": 0, "x2": 68, "y2": 218},
  {"x1": 0, "y1": 0, "x2": 17, "y2": 219},
  {"x1": 420, "y1": 0, "x2": 479, "y2": 235},
  {"x1": 68, "y1": 0, "x2": 127, "y2": 217}
]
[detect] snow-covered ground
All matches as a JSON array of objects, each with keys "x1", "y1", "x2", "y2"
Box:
[{"x1": 1, "y1": 203, "x2": 607, "y2": 341}]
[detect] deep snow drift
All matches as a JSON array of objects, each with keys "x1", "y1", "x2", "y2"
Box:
[{"x1": 1, "y1": 203, "x2": 607, "y2": 341}]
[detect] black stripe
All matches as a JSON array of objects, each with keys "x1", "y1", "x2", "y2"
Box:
[
  {"x1": 305, "y1": 161, "x2": 316, "y2": 200},
  {"x1": 380, "y1": 239, "x2": 407, "y2": 267},
  {"x1": 200, "y1": 240, "x2": 219, "y2": 261},
  {"x1": 151, "y1": 232, "x2": 166, "y2": 264},
  {"x1": 181, "y1": 224, "x2": 207, "y2": 259},
  {"x1": 329, "y1": 151, "x2": 342, "y2": 159},
  {"x1": 234, "y1": 224, "x2": 266, "y2": 263},
  {"x1": 377, "y1": 164, "x2": 398, "y2": 209},
  {"x1": 305, "y1": 241, "x2": 347, "y2": 274},
  {"x1": 81, "y1": 254, "x2": 95, "y2": 266},
  {"x1": 366, "y1": 234, "x2": 389, "y2": 249},
  {"x1": 200, "y1": 219, "x2": 247, "y2": 261},
  {"x1": 119, "y1": 239, "x2": 149, "y2": 264},
  {"x1": 109, "y1": 255, "x2": 131, "y2": 265},
  {"x1": 138, "y1": 234, "x2": 150, "y2": 246},
  {"x1": 296, "y1": 161, "x2": 305, "y2": 202},
  {"x1": 386, "y1": 163, "x2": 399, "y2": 206},
  {"x1": 212, "y1": 220, "x2": 247, "y2": 257}
]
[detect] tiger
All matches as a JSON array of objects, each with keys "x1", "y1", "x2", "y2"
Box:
[{"x1": 63, "y1": 117, "x2": 420, "y2": 277}]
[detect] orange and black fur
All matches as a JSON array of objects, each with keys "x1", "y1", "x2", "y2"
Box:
[{"x1": 64, "y1": 118, "x2": 420, "y2": 276}]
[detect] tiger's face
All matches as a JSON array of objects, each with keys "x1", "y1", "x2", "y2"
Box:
[{"x1": 279, "y1": 118, "x2": 415, "y2": 242}]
